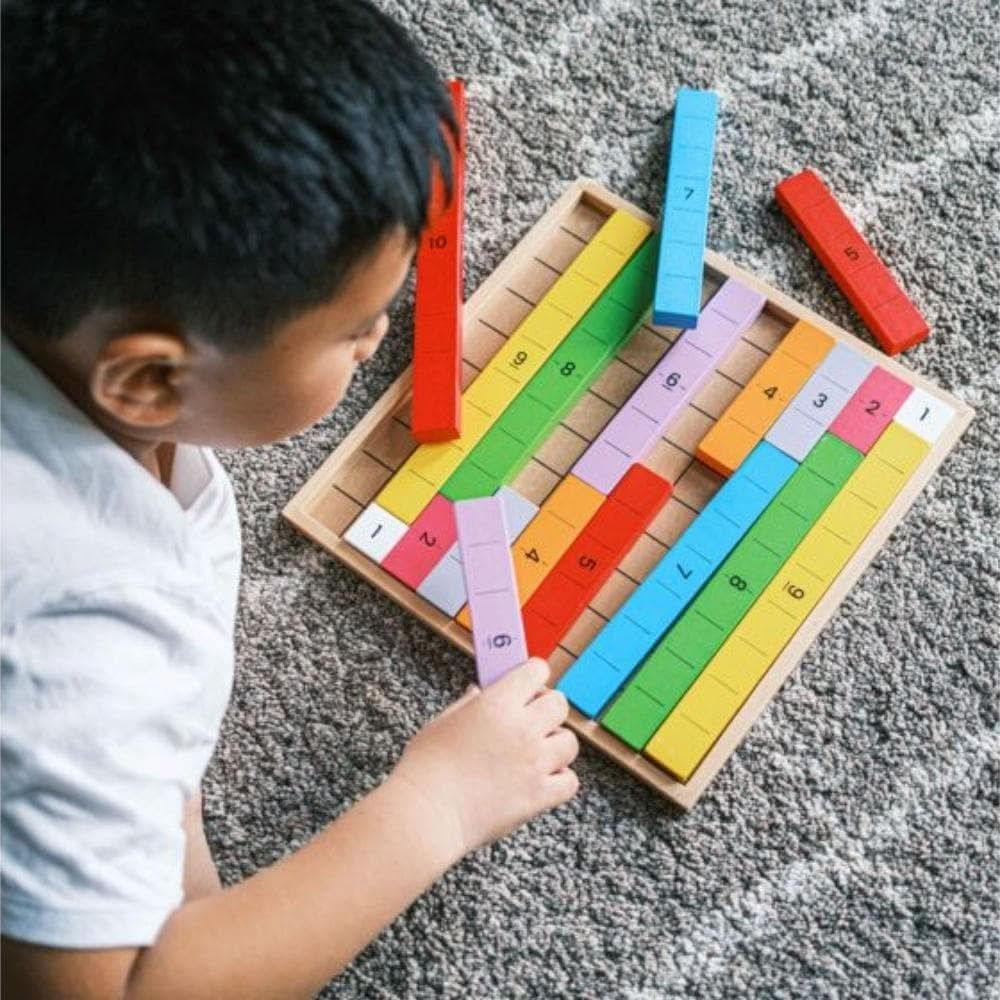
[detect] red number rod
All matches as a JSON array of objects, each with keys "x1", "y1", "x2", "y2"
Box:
[
  {"x1": 522, "y1": 465, "x2": 673, "y2": 659},
  {"x1": 411, "y1": 79, "x2": 466, "y2": 442},
  {"x1": 775, "y1": 169, "x2": 928, "y2": 356}
]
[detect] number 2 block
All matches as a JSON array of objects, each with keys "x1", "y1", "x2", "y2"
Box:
[{"x1": 381, "y1": 493, "x2": 457, "y2": 589}]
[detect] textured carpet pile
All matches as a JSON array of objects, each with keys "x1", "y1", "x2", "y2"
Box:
[{"x1": 206, "y1": 2, "x2": 999, "y2": 996}]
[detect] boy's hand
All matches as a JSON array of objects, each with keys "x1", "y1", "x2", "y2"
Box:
[{"x1": 390, "y1": 658, "x2": 579, "y2": 859}]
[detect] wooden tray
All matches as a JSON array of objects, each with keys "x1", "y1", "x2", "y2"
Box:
[{"x1": 284, "y1": 179, "x2": 973, "y2": 809}]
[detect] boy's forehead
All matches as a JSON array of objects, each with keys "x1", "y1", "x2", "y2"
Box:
[
  {"x1": 285, "y1": 228, "x2": 414, "y2": 340},
  {"x1": 341, "y1": 229, "x2": 415, "y2": 305}
]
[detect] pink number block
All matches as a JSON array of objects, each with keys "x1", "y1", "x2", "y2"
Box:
[
  {"x1": 829, "y1": 367, "x2": 913, "y2": 454},
  {"x1": 381, "y1": 493, "x2": 457, "y2": 589},
  {"x1": 454, "y1": 497, "x2": 527, "y2": 687}
]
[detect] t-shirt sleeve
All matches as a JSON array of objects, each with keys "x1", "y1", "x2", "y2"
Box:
[{"x1": 1, "y1": 583, "x2": 228, "y2": 949}]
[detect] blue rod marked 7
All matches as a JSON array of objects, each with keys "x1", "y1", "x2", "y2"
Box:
[
  {"x1": 557, "y1": 440, "x2": 795, "y2": 718},
  {"x1": 653, "y1": 88, "x2": 719, "y2": 329}
]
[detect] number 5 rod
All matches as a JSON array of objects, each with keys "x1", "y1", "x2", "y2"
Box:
[{"x1": 454, "y1": 496, "x2": 529, "y2": 687}]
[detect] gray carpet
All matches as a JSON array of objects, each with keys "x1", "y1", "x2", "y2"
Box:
[{"x1": 205, "y1": 2, "x2": 1000, "y2": 997}]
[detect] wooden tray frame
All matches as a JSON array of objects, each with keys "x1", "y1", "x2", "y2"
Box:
[{"x1": 284, "y1": 179, "x2": 973, "y2": 810}]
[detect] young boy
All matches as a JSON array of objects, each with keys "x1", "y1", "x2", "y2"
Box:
[{"x1": 0, "y1": 1, "x2": 580, "y2": 996}]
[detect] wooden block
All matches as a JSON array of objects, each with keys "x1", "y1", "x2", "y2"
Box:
[
  {"x1": 374, "y1": 466, "x2": 440, "y2": 525},
  {"x1": 599, "y1": 683, "x2": 669, "y2": 750},
  {"x1": 454, "y1": 498, "x2": 527, "y2": 687},
  {"x1": 574, "y1": 278, "x2": 765, "y2": 494},
  {"x1": 522, "y1": 466, "x2": 672, "y2": 657},
  {"x1": 381, "y1": 493, "x2": 457, "y2": 589},
  {"x1": 828, "y1": 366, "x2": 912, "y2": 454},
  {"x1": 700, "y1": 638, "x2": 769, "y2": 700},
  {"x1": 595, "y1": 210, "x2": 655, "y2": 255},
  {"x1": 697, "y1": 320, "x2": 834, "y2": 476},
  {"x1": 464, "y1": 365, "x2": 523, "y2": 415},
  {"x1": 892, "y1": 388, "x2": 955, "y2": 444},
  {"x1": 775, "y1": 168, "x2": 929, "y2": 355},
  {"x1": 343, "y1": 503, "x2": 409, "y2": 563},
  {"x1": 644, "y1": 708, "x2": 714, "y2": 781},
  {"x1": 654, "y1": 89, "x2": 719, "y2": 327},
  {"x1": 411, "y1": 79, "x2": 466, "y2": 443},
  {"x1": 674, "y1": 672, "x2": 742, "y2": 733}
]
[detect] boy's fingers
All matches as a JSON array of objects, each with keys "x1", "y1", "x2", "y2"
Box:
[
  {"x1": 543, "y1": 728, "x2": 579, "y2": 773},
  {"x1": 528, "y1": 689, "x2": 570, "y2": 734},
  {"x1": 545, "y1": 767, "x2": 580, "y2": 806},
  {"x1": 496, "y1": 657, "x2": 550, "y2": 704}
]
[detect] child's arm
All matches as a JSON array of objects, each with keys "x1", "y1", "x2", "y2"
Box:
[{"x1": 1, "y1": 658, "x2": 578, "y2": 1000}]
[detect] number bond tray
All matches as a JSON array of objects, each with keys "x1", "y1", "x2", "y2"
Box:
[{"x1": 284, "y1": 179, "x2": 972, "y2": 809}]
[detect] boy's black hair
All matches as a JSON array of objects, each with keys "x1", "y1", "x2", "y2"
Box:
[{"x1": 1, "y1": 0, "x2": 454, "y2": 350}]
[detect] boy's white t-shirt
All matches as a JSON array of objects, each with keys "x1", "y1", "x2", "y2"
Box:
[{"x1": 1, "y1": 336, "x2": 242, "y2": 948}]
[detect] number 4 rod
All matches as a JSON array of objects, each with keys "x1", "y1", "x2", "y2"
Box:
[{"x1": 454, "y1": 496, "x2": 528, "y2": 687}]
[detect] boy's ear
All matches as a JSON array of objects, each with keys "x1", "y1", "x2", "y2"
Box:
[{"x1": 89, "y1": 332, "x2": 189, "y2": 429}]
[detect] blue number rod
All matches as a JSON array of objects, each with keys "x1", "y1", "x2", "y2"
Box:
[
  {"x1": 557, "y1": 441, "x2": 795, "y2": 717},
  {"x1": 653, "y1": 88, "x2": 719, "y2": 329}
]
